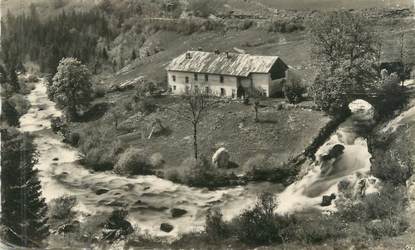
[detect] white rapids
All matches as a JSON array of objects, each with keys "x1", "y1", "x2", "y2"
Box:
[{"x1": 276, "y1": 99, "x2": 376, "y2": 214}]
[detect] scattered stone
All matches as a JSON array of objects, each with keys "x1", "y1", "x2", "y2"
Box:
[
  {"x1": 143, "y1": 186, "x2": 150, "y2": 191},
  {"x1": 95, "y1": 188, "x2": 109, "y2": 195},
  {"x1": 160, "y1": 223, "x2": 174, "y2": 233},
  {"x1": 212, "y1": 147, "x2": 230, "y2": 168},
  {"x1": 321, "y1": 193, "x2": 336, "y2": 206},
  {"x1": 56, "y1": 220, "x2": 80, "y2": 234},
  {"x1": 171, "y1": 208, "x2": 187, "y2": 218},
  {"x1": 52, "y1": 157, "x2": 59, "y2": 161}
]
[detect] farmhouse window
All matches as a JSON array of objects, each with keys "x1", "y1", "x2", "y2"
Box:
[
  {"x1": 185, "y1": 76, "x2": 189, "y2": 83},
  {"x1": 205, "y1": 86, "x2": 209, "y2": 93},
  {"x1": 194, "y1": 73, "x2": 198, "y2": 81},
  {"x1": 172, "y1": 75, "x2": 176, "y2": 82},
  {"x1": 220, "y1": 88, "x2": 225, "y2": 96},
  {"x1": 220, "y1": 76, "x2": 224, "y2": 83},
  {"x1": 205, "y1": 74, "x2": 208, "y2": 81},
  {"x1": 173, "y1": 85, "x2": 176, "y2": 91}
]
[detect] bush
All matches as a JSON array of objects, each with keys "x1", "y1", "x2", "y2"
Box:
[
  {"x1": 68, "y1": 132, "x2": 80, "y2": 147},
  {"x1": 79, "y1": 127, "x2": 118, "y2": 171},
  {"x1": 8, "y1": 94, "x2": 30, "y2": 115},
  {"x1": 280, "y1": 212, "x2": 345, "y2": 244},
  {"x1": 205, "y1": 208, "x2": 229, "y2": 242},
  {"x1": 268, "y1": 21, "x2": 305, "y2": 33},
  {"x1": 188, "y1": 0, "x2": 221, "y2": 18},
  {"x1": 150, "y1": 153, "x2": 164, "y2": 168},
  {"x1": 283, "y1": 84, "x2": 305, "y2": 104},
  {"x1": 94, "y1": 85, "x2": 107, "y2": 98},
  {"x1": 365, "y1": 216, "x2": 408, "y2": 239},
  {"x1": 135, "y1": 98, "x2": 157, "y2": 115},
  {"x1": 114, "y1": 147, "x2": 154, "y2": 175},
  {"x1": 49, "y1": 195, "x2": 77, "y2": 220},
  {"x1": 243, "y1": 155, "x2": 296, "y2": 185},
  {"x1": 233, "y1": 192, "x2": 282, "y2": 245},
  {"x1": 176, "y1": 157, "x2": 236, "y2": 188}
]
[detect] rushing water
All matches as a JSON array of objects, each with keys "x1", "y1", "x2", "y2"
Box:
[
  {"x1": 277, "y1": 99, "x2": 377, "y2": 214},
  {"x1": 18, "y1": 80, "x2": 377, "y2": 239},
  {"x1": 18, "y1": 79, "x2": 283, "y2": 238}
]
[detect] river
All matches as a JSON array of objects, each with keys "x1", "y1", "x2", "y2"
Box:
[{"x1": 18, "y1": 79, "x2": 376, "y2": 238}]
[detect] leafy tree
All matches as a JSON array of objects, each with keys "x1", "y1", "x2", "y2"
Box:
[
  {"x1": 168, "y1": 85, "x2": 218, "y2": 159},
  {"x1": 309, "y1": 11, "x2": 379, "y2": 113},
  {"x1": 1, "y1": 129, "x2": 49, "y2": 247},
  {"x1": 49, "y1": 58, "x2": 93, "y2": 120}
]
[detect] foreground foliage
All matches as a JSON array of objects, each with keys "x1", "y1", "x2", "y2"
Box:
[{"x1": 0, "y1": 128, "x2": 49, "y2": 247}]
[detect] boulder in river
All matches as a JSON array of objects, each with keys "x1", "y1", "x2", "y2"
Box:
[
  {"x1": 171, "y1": 208, "x2": 187, "y2": 218},
  {"x1": 212, "y1": 147, "x2": 230, "y2": 168},
  {"x1": 160, "y1": 223, "x2": 174, "y2": 233},
  {"x1": 95, "y1": 188, "x2": 109, "y2": 195},
  {"x1": 321, "y1": 193, "x2": 336, "y2": 206},
  {"x1": 321, "y1": 144, "x2": 345, "y2": 161}
]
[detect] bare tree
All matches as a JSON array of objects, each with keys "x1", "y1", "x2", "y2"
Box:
[{"x1": 168, "y1": 85, "x2": 218, "y2": 159}]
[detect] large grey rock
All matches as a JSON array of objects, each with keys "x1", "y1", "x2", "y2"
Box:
[
  {"x1": 212, "y1": 147, "x2": 230, "y2": 168},
  {"x1": 321, "y1": 193, "x2": 336, "y2": 207},
  {"x1": 171, "y1": 208, "x2": 187, "y2": 218},
  {"x1": 160, "y1": 223, "x2": 174, "y2": 233}
]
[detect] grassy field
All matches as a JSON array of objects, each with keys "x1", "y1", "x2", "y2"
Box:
[{"x1": 69, "y1": 91, "x2": 330, "y2": 179}]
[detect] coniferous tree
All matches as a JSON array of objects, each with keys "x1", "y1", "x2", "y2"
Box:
[
  {"x1": 1, "y1": 101, "x2": 20, "y2": 127},
  {"x1": 1, "y1": 129, "x2": 49, "y2": 247}
]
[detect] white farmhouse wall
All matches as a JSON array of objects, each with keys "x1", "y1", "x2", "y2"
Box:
[
  {"x1": 251, "y1": 73, "x2": 271, "y2": 97},
  {"x1": 168, "y1": 70, "x2": 238, "y2": 98}
]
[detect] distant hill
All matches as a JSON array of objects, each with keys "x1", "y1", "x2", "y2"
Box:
[{"x1": 1, "y1": 0, "x2": 413, "y2": 17}]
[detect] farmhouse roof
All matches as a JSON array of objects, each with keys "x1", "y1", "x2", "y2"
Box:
[{"x1": 166, "y1": 51, "x2": 281, "y2": 77}]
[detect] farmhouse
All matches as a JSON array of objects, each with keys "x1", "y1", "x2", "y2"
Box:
[{"x1": 166, "y1": 50, "x2": 289, "y2": 98}]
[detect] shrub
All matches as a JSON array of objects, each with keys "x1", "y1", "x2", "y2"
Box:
[
  {"x1": 233, "y1": 192, "x2": 282, "y2": 245},
  {"x1": 280, "y1": 212, "x2": 345, "y2": 244},
  {"x1": 49, "y1": 195, "x2": 77, "y2": 220},
  {"x1": 205, "y1": 208, "x2": 229, "y2": 242},
  {"x1": 114, "y1": 147, "x2": 154, "y2": 175},
  {"x1": 135, "y1": 98, "x2": 157, "y2": 115},
  {"x1": 8, "y1": 94, "x2": 30, "y2": 115},
  {"x1": 182, "y1": 157, "x2": 235, "y2": 188},
  {"x1": 365, "y1": 216, "x2": 408, "y2": 239},
  {"x1": 371, "y1": 150, "x2": 412, "y2": 185},
  {"x1": 283, "y1": 83, "x2": 305, "y2": 104},
  {"x1": 243, "y1": 155, "x2": 296, "y2": 185},
  {"x1": 189, "y1": 0, "x2": 221, "y2": 18},
  {"x1": 150, "y1": 153, "x2": 164, "y2": 168},
  {"x1": 78, "y1": 127, "x2": 117, "y2": 171},
  {"x1": 68, "y1": 132, "x2": 80, "y2": 147},
  {"x1": 94, "y1": 85, "x2": 107, "y2": 98}
]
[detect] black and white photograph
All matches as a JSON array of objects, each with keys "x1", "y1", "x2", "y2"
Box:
[{"x1": 1, "y1": 0, "x2": 415, "y2": 249}]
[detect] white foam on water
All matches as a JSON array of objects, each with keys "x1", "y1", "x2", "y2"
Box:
[{"x1": 276, "y1": 99, "x2": 375, "y2": 214}]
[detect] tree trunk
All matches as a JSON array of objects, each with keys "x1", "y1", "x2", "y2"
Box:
[{"x1": 193, "y1": 123, "x2": 198, "y2": 160}]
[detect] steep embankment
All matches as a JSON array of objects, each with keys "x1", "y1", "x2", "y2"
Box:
[{"x1": 368, "y1": 82, "x2": 415, "y2": 248}]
